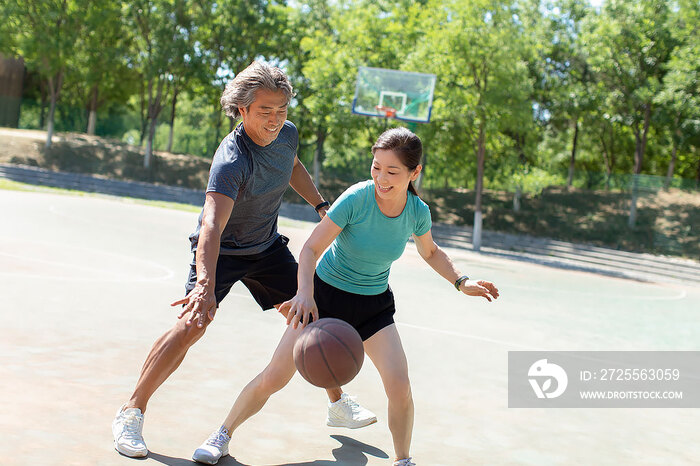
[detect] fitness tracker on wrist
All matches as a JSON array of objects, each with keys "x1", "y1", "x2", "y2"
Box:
[
  {"x1": 454, "y1": 275, "x2": 469, "y2": 290},
  {"x1": 314, "y1": 201, "x2": 330, "y2": 212}
]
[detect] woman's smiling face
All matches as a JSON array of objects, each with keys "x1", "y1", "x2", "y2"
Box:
[{"x1": 371, "y1": 148, "x2": 420, "y2": 201}]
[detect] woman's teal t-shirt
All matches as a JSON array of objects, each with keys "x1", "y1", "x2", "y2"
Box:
[{"x1": 316, "y1": 180, "x2": 432, "y2": 295}]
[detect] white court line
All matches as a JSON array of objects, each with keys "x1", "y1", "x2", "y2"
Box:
[
  {"x1": 0, "y1": 251, "x2": 128, "y2": 276},
  {"x1": 396, "y1": 322, "x2": 536, "y2": 350},
  {"x1": 0, "y1": 272, "x2": 147, "y2": 283},
  {"x1": 0, "y1": 270, "x2": 173, "y2": 283},
  {"x1": 47, "y1": 204, "x2": 189, "y2": 240},
  {"x1": 225, "y1": 290, "x2": 535, "y2": 349},
  {"x1": 0, "y1": 238, "x2": 175, "y2": 283},
  {"x1": 505, "y1": 284, "x2": 689, "y2": 301},
  {"x1": 191, "y1": 292, "x2": 700, "y2": 367}
]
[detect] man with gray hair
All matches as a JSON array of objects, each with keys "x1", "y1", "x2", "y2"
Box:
[{"x1": 112, "y1": 61, "x2": 376, "y2": 459}]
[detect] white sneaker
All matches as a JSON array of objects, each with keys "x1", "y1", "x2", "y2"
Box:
[
  {"x1": 326, "y1": 393, "x2": 377, "y2": 429},
  {"x1": 192, "y1": 426, "x2": 231, "y2": 465},
  {"x1": 393, "y1": 458, "x2": 416, "y2": 466},
  {"x1": 112, "y1": 404, "x2": 148, "y2": 457}
]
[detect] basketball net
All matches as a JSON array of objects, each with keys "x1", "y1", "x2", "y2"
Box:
[{"x1": 374, "y1": 105, "x2": 397, "y2": 118}]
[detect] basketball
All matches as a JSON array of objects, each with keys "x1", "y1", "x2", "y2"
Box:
[{"x1": 293, "y1": 318, "x2": 364, "y2": 388}]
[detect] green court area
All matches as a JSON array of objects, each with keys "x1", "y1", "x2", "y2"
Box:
[{"x1": 1, "y1": 189, "x2": 698, "y2": 465}]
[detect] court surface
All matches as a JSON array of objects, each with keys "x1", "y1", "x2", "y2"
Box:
[{"x1": 1, "y1": 189, "x2": 698, "y2": 465}]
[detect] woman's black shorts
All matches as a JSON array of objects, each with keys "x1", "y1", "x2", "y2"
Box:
[{"x1": 313, "y1": 272, "x2": 396, "y2": 341}]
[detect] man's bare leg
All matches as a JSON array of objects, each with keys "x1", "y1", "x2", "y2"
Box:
[
  {"x1": 113, "y1": 312, "x2": 209, "y2": 457},
  {"x1": 125, "y1": 313, "x2": 209, "y2": 413}
]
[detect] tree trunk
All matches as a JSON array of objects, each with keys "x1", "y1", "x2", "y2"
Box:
[
  {"x1": 39, "y1": 80, "x2": 47, "y2": 129},
  {"x1": 144, "y1": 115, "x2": 158, "y2": 172},
  {"x1": 600, "y1": 134, "x2": 612, "y2": 191},
  {"x1": 46, "y1": 95, "x2": 57, "y2": 149},
  {"x1": 608, "y1": 124, "x2": 616, "y2": 190},
  {"x1": 473, "y1": 121, "x2": 486, "y2": 252},
  {"x1": 664, "y1": 139, "x2": 679, "y2": 191},
  {"x1": 513, "y1": 185, "x2": 521, "y2": 212},
  {"x1": 637, "y1": 104, "x2": 652, "y2": 173},
  {"x1": 664, "y1": 125, "x2": 681, "y2": 191},
  {"x1": 86, "y1": 85, "x2": 98, "y2": 135},
  {"x1": 139, "y1": 78, "x2": 147, "y2": 146},
  {"x1": 628, "y1": 104, "x2": 652, "y2": 228},
  {"x1": 45, "y1": 70, "x2": 64, "y2": 149},
  {"x1": 167, "y1": 87, "x2": 178, "y2": 153},
  {"x1": 313, "y1": 127, "x2": 326, "y2": 188},
  {"x1": 567, "y1": 118, "x2": 579, "y2": 189},
  {"x1": 628, "y1": 174, "x2": 639, "y2": 228},
  {"x1": 629, "y1": 127, "x2": 642, "y2": 228},
  {"x1": 144, "y1": 78, "x2": 165, "y2": 169},
  {"x1": 144, "y1": 79, "x2": 154, "y2": 168}
]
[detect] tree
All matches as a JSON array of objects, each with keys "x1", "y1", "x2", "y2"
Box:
[
  {"x1": 293, "y1": 0, "x2": 426, "y2": 185},
  {"x1": 192, "y1": 0, "x2": 287, "y2": 156},
  {"x1": 73, "y1": 0, "x2": 134, "y2": 135},
  {"x1": 125, "y1": 0, "x2": 197, "y2": 169},
  {"x1": 655, "y1": 0, "x2": 700, "y2": 190},
  {"x1": 538, "y1": 0, "x2": 596, "y2": 189},
  {"x1": 5, "y1": 0, "x2": 85, "y2": 148},
  {"x1": 583, "y1": 0, "x2": 675, "y2": 227},
  {"x1": 418, "y1": 0, "x2": 533, "y2": 250}
]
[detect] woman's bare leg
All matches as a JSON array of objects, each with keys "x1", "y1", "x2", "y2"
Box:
[
  {"x1": 363, "y1": 324, "x2": 413, "y2": 461},
  {"x1": 221, "y1": 324, "x2": 302, "y2": 432}
]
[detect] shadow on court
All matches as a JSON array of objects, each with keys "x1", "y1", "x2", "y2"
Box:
[{"x1": 147, "y1": 435, "x2": 388, "y2": 466}]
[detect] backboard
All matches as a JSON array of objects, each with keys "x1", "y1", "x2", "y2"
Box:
[{"x1": 352, "y1": 67, "x2": 437, "y2": 123}]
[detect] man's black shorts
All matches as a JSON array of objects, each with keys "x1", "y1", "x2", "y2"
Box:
[
  {"x1": 313, "y1": 272, "x2": 396, "y2": 341},
  {"x1": 185, "y1": 235, "x2": 298, "y2": 310}
]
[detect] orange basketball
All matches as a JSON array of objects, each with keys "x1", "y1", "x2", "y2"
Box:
[{"x1": 293, "y1": 318, "x2": 364, "y2": 388}]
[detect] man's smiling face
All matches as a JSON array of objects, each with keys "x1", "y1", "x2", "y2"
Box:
[{"x1": 239, "y1": 89, "x2": 289, "y2": 146}]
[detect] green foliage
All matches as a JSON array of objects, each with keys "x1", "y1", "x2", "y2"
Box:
[
  {"x1": 508, "y1": 167, "x2": 565, "y2": 195},
  {"x1": 152, "y1": 92, "x2": 213, "y2": 157},
  {"x1": 2, "y1": 0, "x2": 698, "y2": 194}
]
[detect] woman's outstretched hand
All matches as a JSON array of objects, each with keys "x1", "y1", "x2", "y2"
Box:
[
  {"x1": 279, "y1": 291, "x2": 319, "y2": 329},
  {"x1": 459, "y1": 280, "x2": 499, "y2": 302}
]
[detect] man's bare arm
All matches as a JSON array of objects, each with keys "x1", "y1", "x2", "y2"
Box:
[
  {"x1": 171, "y1": 192, "x2": 234, "y2": 327},
  {"x1": 289, "y1": 156, "x2": 329, "y2": 217}
]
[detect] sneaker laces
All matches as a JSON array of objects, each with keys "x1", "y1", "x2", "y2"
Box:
[
  {"x1": 119, "y1": 412, "x2": 143, "y2": 441},
  {"x1": 340, "y1": 394, "x2": 363, "y2": 413},
  {"x1": 204, "y1": 428, "x2": 230, "y2": 449},
  {"x1": 393, "y1": 458, "x2": 415, "y2": 466}
]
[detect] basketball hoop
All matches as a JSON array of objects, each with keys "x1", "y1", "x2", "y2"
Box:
[
  {"x1": 375, "y1": 105, "x2": 397, "y2": 118},
  {"x1": 353, "y1": 67, "x2": 436, "y2": 123}
]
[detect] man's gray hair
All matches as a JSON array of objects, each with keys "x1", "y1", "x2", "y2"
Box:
[{"x1": 220, "y1": 61, "x2": 294, "y2": 119}]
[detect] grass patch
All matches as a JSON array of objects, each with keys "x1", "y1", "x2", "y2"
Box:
[
  {"x1": 0, "y1": 178, "x2": 201, "y2": 213},
  {"x1": 0, "y1": 178, "x2": 90, "y2": 196}
]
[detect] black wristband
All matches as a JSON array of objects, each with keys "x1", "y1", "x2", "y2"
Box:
[
  {"x1": 314, "y1": 201, "x2": 330, "y2": 212},
  {"x1": 454, "y1": 275, "x2": 469, "y2": 290}
]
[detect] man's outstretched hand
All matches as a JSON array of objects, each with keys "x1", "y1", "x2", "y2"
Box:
[{"x1": 171, "y1": 285, "x2": 217, "y2": 328}]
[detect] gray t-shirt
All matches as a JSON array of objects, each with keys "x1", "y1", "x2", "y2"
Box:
[{"x1": 189, "y1": 120, "x2": 298, "y2": 255}]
